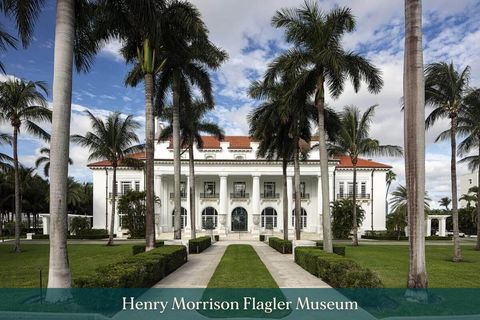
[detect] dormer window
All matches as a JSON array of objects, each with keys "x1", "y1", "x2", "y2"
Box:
[
  {"x1": 205, "y1": 154, "x2": 215, "y2": 160},
  {"x1": 235, "y1": 154, "x2": 245, "y2": 160}
]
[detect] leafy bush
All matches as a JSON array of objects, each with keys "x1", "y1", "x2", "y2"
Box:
[
  {"x1": 70, "y1": 216, "x2": 91, "y2": 235},
  {"x1": 314, "y1": 241, "x2": 346, "y2": 256},
  {"x1": 189, "y1": 236, "x2": 211, "y2": 253},
  {"x1": 295, "y1": 247, "x2": 383, "y2": 288},
  {"x1": 331, "y1": 199, "x2": 365, "y2": 239},
  {"x1": 74, "y1": 245, "x2": 187, "y2": 288},
  {"x1": 268, "y1": 237, "x2": 292, "y2": 254},
  {"x1": 3, "y1": 221, "x2": 27, "y2": 236},
  {"x1": 118, "y1": 191, "x2": 146, "y2": 238},
  {"x1": 132, "y1": 241, "x2": 165, "y2": 255},
  {"x1": 362, "y1": 230, "x2": 407, "y2": 240}
]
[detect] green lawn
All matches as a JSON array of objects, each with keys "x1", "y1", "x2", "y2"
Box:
[
  {"x1": 207, "y1": 245, "x2": 278, "y2": 288},
  {"x1": 346, "y1": 245, "x2": 480, "y2": 287},
  {"x1": 0, "y1": 243, "x2": 133, "y2": 287}
]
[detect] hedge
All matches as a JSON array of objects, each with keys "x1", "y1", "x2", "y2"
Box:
[
  {"x1": 268, "y1": 237, "x2": 292, "y2": 254},
  {"x1": 32, "y1": 233, "x2": 113, "y2": 240},
  {"x1": 188, "y1": 236, "x2": 211, "y2": 253},
  {"x1": 295, "y1": 247, "x2": 383, "y2": 288},
  {"x1": 314, "y1": 241, "x2": 346, "y2": 256},
  {"x1": 74, "y1": 245, "x2": 187, "y2": 288},
  {"x1": 361, "y1": 235, "x2": 452, "y2": 241},
  {"x1": 132, "y1": 241, "x2": 165, "y2": 255}
]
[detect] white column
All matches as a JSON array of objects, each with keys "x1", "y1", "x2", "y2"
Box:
[
  {"x1": 219, "y1": 174, "x2": 228, "y2": 231},
  {"x1": 252, "y1": 174, "x2": 261, "y2": 234},
  {"x1": 185, "y1": 175, "x2": 191, "y2": 234},
  {"x1": 439, "y1": 217, "x2": 447, "y2": 237},
  {"x1": 317, "y1": 175, "x2": 323, "y2": 234},
  {"x1": 162, "y1": 177, "x2": 169, "y2": 232},
  {"x1": 426, "y1": 217, "x2": 431, "y2": 237},
  {"x1": 287, "y1": 176, "x2": 293, "y2": 231}
]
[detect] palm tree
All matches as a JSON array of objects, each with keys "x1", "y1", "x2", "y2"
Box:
[
  {"x1": 35, "y1": 147, "x2": 73, "y2": 177},
  {"x1": 266, "y1": 2, "x2": 383, "y2": 252},
  {"x1": 154, "y1": 4, "x2": 227, "y2": 240},
  {"x1": 0, "y1": 0, "x2": 45, "y2": 72},
  {"x1": 71, "y1": 111, "x2": 143, "y2": 246},
  {"x1": 424, "y1": 62, "x2": 471, "y2": 262},
  {"x1": 159, "y1": 99, "x2": 224, "y2": 239},
  {"x1": 385, "y1": 170, "x2": 397, "y2": 214},
  {"x1": 456, "y1": 89, "x2": 480, "y2": 250},
  {"x1": 0, "y1": 78, "x2": 50, "y2": 253},
  {"x1": 390, "y1": 185, "x2": 431, "y2": 215},
  {"x1": 404, "y1": 0, "x2": 428, "y2": 289},
  {"x1": 328, "y1": 105, "x2": 402, "y2": 245},
  {"x1": 48, "y1": 0, "x2": 100, "y2": 290},
  {"x1": 459, "y1": 193, "x2": 476, "y2": 209},
  {"x1": 438, "y1": 197, "x2": 451, "y2": 211}
]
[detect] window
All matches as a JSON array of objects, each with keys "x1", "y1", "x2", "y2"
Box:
[
  {"x1": 339, "y1": 182, "x2": 345, "y2": 198},
  {"x1": 292, "y1": 208, "x2": 307, "y2": 229},
  {"x1": 233, "y1": 182, "x2": 246, "y2": 197},
  {"x1": 204, "y1": 181, "x2": 216, "y2": 195},
  {"x1": 205, "y1": 154, "x2": 215, "y2": 160},
  {"x1": 121, "y1": 181, "x2": 131, "y2": 194},
  {"x1": 135, "y1": 181, "x2": 141, "y2": 192},
  {"x1": 347, "y1": 182, "x2": 354, "y2": 197},
  {"x1": 300, "y1": 182, "x2": 306, "y2": 198},
  {"x1": 234, "y1": 154, "x2": 245, "y2": 160},
  {"x1": 180, "y1": 181, "x2": 187, "y2": 197},
  {"x1": 261, "y1": 207, "x2": 277, "y2": 228},
  {"x1": 172, "y1": 207, "x2": 187, "y2": 228},
  {"x1": 361, "y1": 182, "x2": 367, "y2": 197},
  {"x1": 264, "y1": 182, "x2": 276, "y2": 197},
  {"x1": 202, "y1": 207, "x2": 218, "y2": 228}
]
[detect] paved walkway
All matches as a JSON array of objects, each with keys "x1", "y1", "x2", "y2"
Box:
[
  {"x1": 153, "y1": 243, "x2": 226, "y2": 288},
  {"x1": 154, "y1": 240, "x2": 330, "y2": 288}
]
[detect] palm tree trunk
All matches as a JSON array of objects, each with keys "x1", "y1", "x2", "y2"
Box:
[
  {"x1": 144, "y1": 72, "x2": 156, "y2": 251},
  {"x1": 13, "y1": 127, "x2": 21, "y2": 253},
  {"x1": 294, "y1": 135, "x2": 301, "y2": 240},
  {"x1": 476, "y1": 144, "x2": 480, "y2": 251},
  {"x1": 47, "y1": 0, "x2": 74, "y2": 292},
  {"x1": 352, "y1": 162, "x2": 359, "y2": 246},
  {"x1": 172, "y1": 76, "x2": 182, "y2": 240},
  {"x1": 450, "y1": 117, "x2": 462, "y2": 261},
  {"x1": 107, "y1": 164, "x2": 117, "y2": 246},
  {"x1": 404, "y1": 0, "x2": 428, "y2": 289},
  {"x1": 189, "y1": 144, "x2": 196, "y2": 239},
  {"x1": 315, "y1": 75, "x2": 333, "y2": 253},
  {"x1": 282, "y1": 159, "x2": 288, "y2": 241}
]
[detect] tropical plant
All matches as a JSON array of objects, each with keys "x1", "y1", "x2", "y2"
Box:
[
  {"x1": 153, "y1": 2, "x2": 227, "y2": 240},
  {"x1": 424, "y1": 61, "x2": 471, "y2": 262},
  {"x1": 438, "y1": 197, "x2": 451, "y2": 211},
  {"x1": 455, "y1": 89, "x2": 480, "y2": 250},
  {"x1": 328, "y1": 105, "x2": 402, "y2": 245},
  {"x1": 266, "y1": 2, "x2": 383, "y2": 252},
  {"x1": 385, "y1": 170, "x2": 396, "y2": 214},
  {"x1": 389, "y1": 185, "x2": 431, "y2": 217},
  {"x1": 35, "y1": 147, "x2": 73, "y2": 177},
  {"x1": 0, "y1": 132, "x2": 12, "y2": 171},
  {"x1": 69, "y1": 216, "x2": 90, "y2": 235},
  {"x1": 159, "y1": 99, "x2": 224, "y2": 239},
  {"x1": 404, "y1": 0, "x2": 428, "y2": 289},
  {"x1": 331, "y1": 199, "x2": 365, "y2": 240},
  {"x1": 0, "y1": 78, "x2": 50, "y2": 252},
  {"x1": 386, "y1": 210, "x2": 408, "y2": 240},
  {"x1": 118, "y1": 190, "x2": 147, "y2": 239},
  {"x1": 71, "y1": 111, "x2": 143, "y2": 246},
  {"x1": 0, "y1": 0, "x2": 45, "y2": 72},
  {"x1": 48, "y1": 0, "x2": 101, "y2": 290}
]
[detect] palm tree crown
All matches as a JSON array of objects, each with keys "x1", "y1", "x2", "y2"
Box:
[{"x1": 35, "y1": 147, "x2": 73, "y2": 178}]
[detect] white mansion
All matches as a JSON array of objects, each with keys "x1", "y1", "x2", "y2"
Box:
[{"x1": 88, "y1": 135, "x2": 391, "y2": 238}]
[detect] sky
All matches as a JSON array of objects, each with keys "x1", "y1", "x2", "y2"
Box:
[{"x1": 1, "y1": 0, "x2": 480, "y2": 209}]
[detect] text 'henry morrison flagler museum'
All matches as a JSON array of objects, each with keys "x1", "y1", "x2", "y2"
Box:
[{"x1": 88, "y1": 135, "x2": 392, "y2": 238}]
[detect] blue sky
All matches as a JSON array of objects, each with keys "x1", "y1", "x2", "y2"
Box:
[{"x1": 1, "y1": 0, "x2": 480, "y2": 208}]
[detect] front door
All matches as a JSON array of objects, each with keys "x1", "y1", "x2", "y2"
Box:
[{"x1": 231, "y1": 207, "x2": 248, "y2": 231}]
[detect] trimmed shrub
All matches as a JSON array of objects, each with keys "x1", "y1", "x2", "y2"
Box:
[
  {"x1": 295, "y1": 247, "x2": 383, "y2": 288},
  {"x1": 189, "y1": 236, "x2": 211, "y2": 253},
  {"x1": 268, "y1": 237, "x2": 292, "y2": 254},
  {"x1": 314, "y1": 241, "x2": 346, "y2": 256},
  {"x1": 74, "y1": 245, "x2": 187, "y2": 288},
  {"x1": 132, "y1": 241, "x2": 165, "y2": 255},
  {"x1": 32, "y1": 232, "x2": 113, "y2": 240},
  {"x1": 259, "y1": 235, "x2": 265, "y2": 242},
  {"x1": 425, "y1": 236, "x2": 452, "y2": 240}
]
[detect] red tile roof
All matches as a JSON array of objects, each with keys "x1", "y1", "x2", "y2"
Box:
[
  {"x1": 87, "y1": 152, "x2": 145, "y2": 167},
  {"x1": 225, "y1": 136, "x2": 253, "y2": 149},
  {"x1": 335, "y1": 155, "x2": 392, "y2": 169}
]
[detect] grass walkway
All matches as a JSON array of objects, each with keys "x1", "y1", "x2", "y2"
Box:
[
  {"x1": 346, "y1": 245, "x2": 480, "y2": 287},
  {"x1": 0, "y1": 243, "x2": 132, "y2": 287},
  {"x1": 207, "y1": 244, "x2": 278, "y2": 288}
]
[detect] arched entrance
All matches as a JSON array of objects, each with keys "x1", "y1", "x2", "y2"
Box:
[
  {"x1": 261, "y1": 207, "x2": 277, "y2": 229},
  {"x1": 172, "y1": 207, "x2": 187, "y2": 229},
  {"x1": 231, "y1": 207, "x2": 248, "y2": 231}
]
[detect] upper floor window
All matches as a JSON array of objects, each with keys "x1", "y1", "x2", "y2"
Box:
[
  {"x1": 300, "y1": 182, "x2": 306, "y2": 198},
  {"x1": 264, "y1": 182, "x2": 276, "y2": 197},
  {"x1": 234, "y1": 154, "x2": 245, "y2": 160},
  {"x1": 233, "y1": 182, "x2": 246, "y2": 196},
  {"x1": 135, "y1": 181, "x2": 141, "y2": 192},
  {"x1": 205, "y1": 154, "x2": 215, "y2": 160},
  {"x1": 361, "y1": 182, "x2": 367, "y2": 197},
  {"x1": 204, "y1": 181, "x2": 216, "y2": 195},
  {"x1": 180, "y1": 181, "x2": 187, "y2": 197},
  {"x1": 339, "y1": 182, "x2": 345, "y2": 198},
  {"x1": 121, "y1": 181, "x2": 131, "y2": 194}
]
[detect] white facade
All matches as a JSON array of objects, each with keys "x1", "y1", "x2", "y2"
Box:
[{"x1": 89, "y1": 136, "x2": 390, "y2": 238}]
